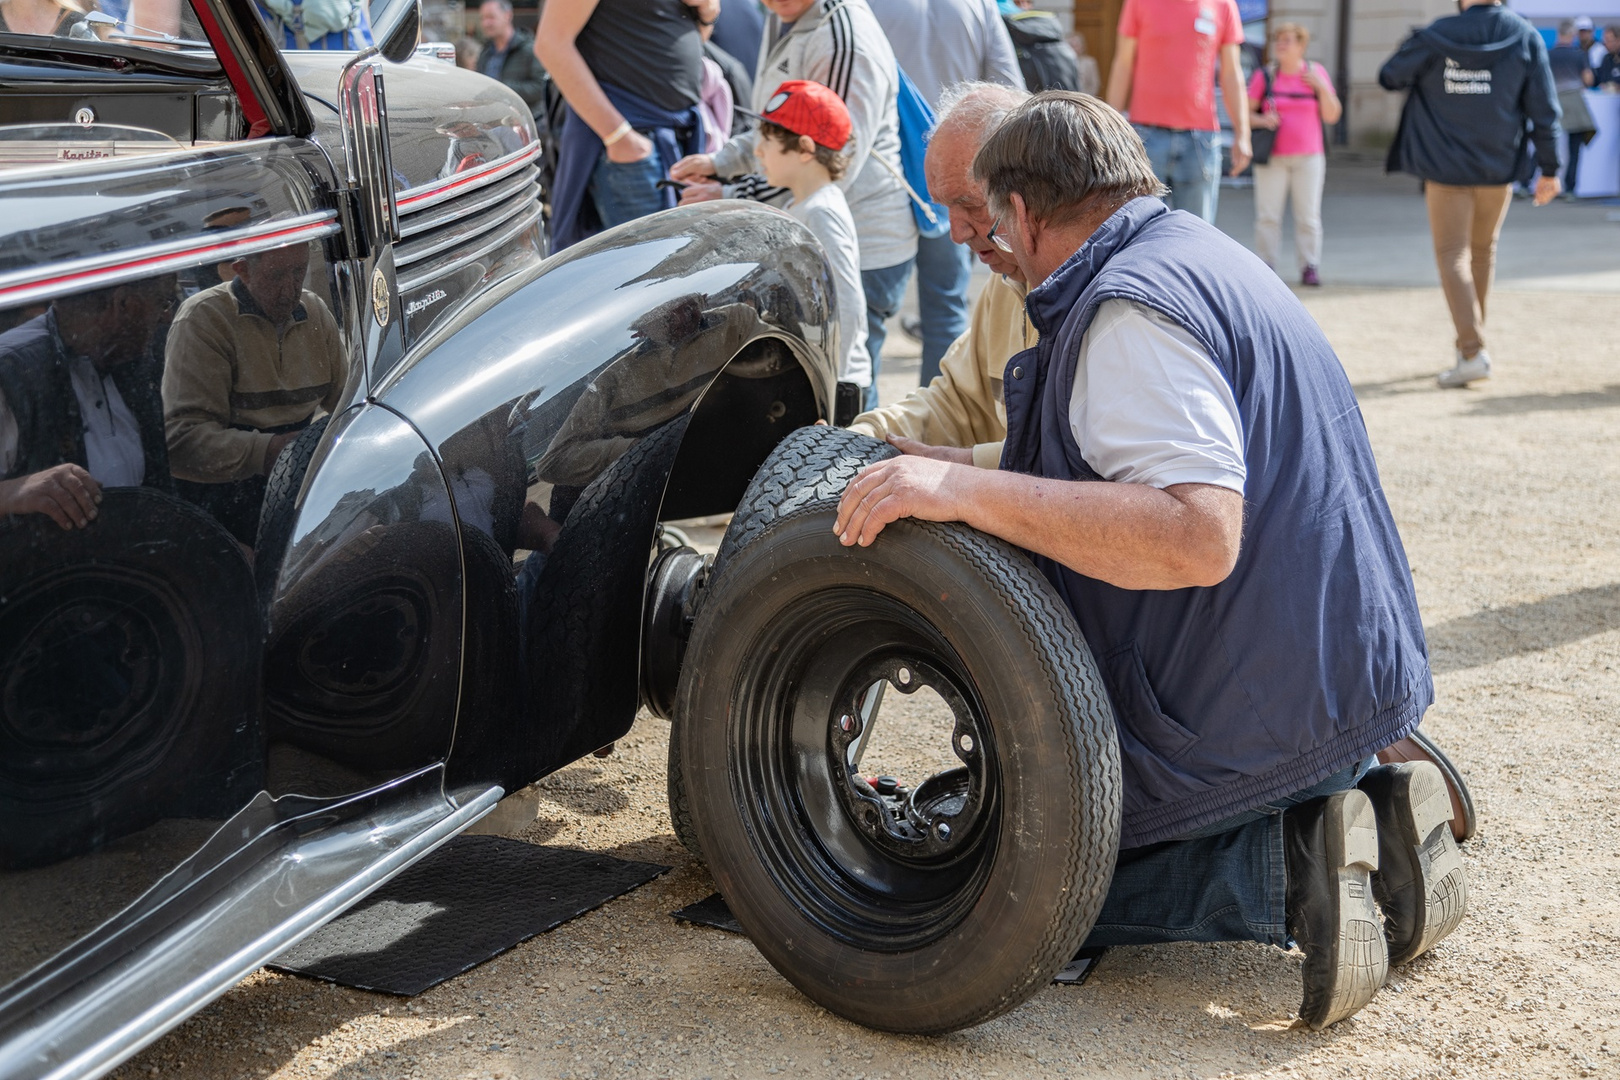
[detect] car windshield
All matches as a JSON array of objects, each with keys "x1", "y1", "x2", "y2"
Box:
[{"x1": 0, "y1": 0, "x2": 213, "y2": 52}]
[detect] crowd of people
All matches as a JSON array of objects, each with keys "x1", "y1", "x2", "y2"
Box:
[{"x1": 470, "y1": 0, "x2": 1587, "y2": 396}]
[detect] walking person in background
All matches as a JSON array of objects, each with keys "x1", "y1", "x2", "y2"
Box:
[
  {"x1": 537, "y1": 0, "x2": 716, "y2": 249},
  {"x1": 1249, "y1": 22, "x2": 1341, "y2": 287},
  {"x1": 868, "y1": 0, "x2": 1023, "y2": 386},
  {"x1": 1105, "y1": 0, "x2": 1251, "y2": 223},
  {"x1": 671, "y1": 0, "x2": 917, "y2": 411},
  {"x1": 1549, "y1": 20, "x2": 1596, "y2": 198},
  {"x1": 1379, "y1": 0, "x2": 1561, "y2": 389}
]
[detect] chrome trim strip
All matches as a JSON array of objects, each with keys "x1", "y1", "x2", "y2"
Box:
[
  {"x1": 396, "y1": 140, "x2": 542, "y2": 216},
  {"x1": 395, "y1": 181, "x2": 539, "y2": 268},
  {"x1": 398, "y1": 166, "x2": 538, "y2": 240},
  {"x1": 0, "y1": 781, "x2": 503, "y2": 1080},
  {"x1": 396, "y1": 200, "x2": 541, "y2": 294},
  {"x1": 0, "y1": 214, "x2": 340, "y2": 309}
]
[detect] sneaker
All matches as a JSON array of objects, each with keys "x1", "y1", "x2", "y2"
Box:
[
  {"x1": 1301, "y1": 266, "x2": 1321, "y2": 287},
  {"x1": 1284, "y1": 788, "x2": 1387, "y2": 1029},
  {"x1": 1358, "y1": 762, "x2": 1468, "y2": 966},
  {"x1": 899, "y1": 314, "x2": 923, "y2": 344},
  {"x1": 1436, "y1": 350, "x2": 1491, "y2": 389}
]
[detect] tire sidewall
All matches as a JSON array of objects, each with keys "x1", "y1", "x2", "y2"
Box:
[{"x1": 679, "y1": 509, "x2": 1119, "y2": 1032}]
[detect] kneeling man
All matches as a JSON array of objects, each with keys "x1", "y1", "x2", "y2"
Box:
[{"x1": 834, "y1": 92, "x2": 1464, "y2": 1028}]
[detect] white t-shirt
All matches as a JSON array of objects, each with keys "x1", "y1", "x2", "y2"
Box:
[
  {"x1": 787, "y1": 184, "x2": 872, "y2": 387},
  {"x1": 1068, "y1": 298, "x2": 1246, "y2": 493},
  {"x1": 0, "y1": 354, "x2": 146, "y2": 487}
]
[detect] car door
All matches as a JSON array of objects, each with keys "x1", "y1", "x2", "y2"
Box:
[{"x1": 0, "y1": 0, "x2": 466, "y2": 1062}]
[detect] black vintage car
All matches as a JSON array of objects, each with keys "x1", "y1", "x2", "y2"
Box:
[{"x1": 0, "y1": 0, "x2": 1120, "y2": 1070}]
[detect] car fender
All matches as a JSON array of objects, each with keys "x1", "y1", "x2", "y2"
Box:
[{"x1": 373, "y1": 201, "x2": 839, "y2": 791}]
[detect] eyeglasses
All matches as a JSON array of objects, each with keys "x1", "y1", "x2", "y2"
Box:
[{"x1": 986, "y1": 212, "x2": 1013, "y2": 253}]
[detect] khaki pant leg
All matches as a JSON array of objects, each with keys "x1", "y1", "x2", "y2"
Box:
[
  {"x1": 1425, "y1": 182, "x2": 1484, "y2": 357},
  {"x1": 1468, "y1": 184, "x2": 1513, "y2": 344}
]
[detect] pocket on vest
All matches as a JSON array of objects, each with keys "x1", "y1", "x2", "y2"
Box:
[{"x1": 1103, "y1": 641, "x2": 1200, "y2": 764}]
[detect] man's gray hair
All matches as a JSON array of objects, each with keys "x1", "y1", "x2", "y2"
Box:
[
  {"x1": 973, "y1": 91, "x2": 1165, "y2": 224},
  {"x1": 481, "y1": 0, "x2": 513, "y2": 11},
  {"x1": 933, "y1": 81, "x2": 1030, "y2": 148}
]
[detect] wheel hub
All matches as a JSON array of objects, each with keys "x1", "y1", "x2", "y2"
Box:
[{"x1": 829, "y1": 657, "x2": 988, "y2": 861}]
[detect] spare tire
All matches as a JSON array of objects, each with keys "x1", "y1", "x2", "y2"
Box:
[
  {"x1": 674, "y1": 426, "x2": 1121, "y2": 1034},
  {"x1": 0, "y1": 488, "x2": 263, "y2": 869}
]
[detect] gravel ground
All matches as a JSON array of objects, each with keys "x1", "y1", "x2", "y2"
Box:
[{"x1": 113, "y1": 281, "x2": 1620, "y2": 1080}]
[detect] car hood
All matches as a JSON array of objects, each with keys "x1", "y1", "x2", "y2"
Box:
[{"x1": 282, "y1": 51, "x2": 537, "y2": 194}]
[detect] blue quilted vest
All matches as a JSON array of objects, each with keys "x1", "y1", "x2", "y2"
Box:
[{"x1": 1001, "y1": 198, "x2": 1432, "y2": 848}]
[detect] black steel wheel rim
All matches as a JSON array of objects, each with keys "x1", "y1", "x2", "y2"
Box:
[{"x1": 728, "y1": 587, "x2": 1000, "y2": 952}]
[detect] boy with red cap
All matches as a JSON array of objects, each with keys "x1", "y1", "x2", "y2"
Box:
[{"x1": 754, "y1": 80, "x2": 871, "y2": 394}]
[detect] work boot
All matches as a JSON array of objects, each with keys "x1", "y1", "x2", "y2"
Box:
[
  {"x1": 1358, "y1": 762, "x2": 1469, "y2": 966},
  {"x1": 1376, "y1": 729, "x2": 1478, "y2": 842},
  {"x1": 1284, "y1": 788, "x2": 1387, "y2": 1029}
]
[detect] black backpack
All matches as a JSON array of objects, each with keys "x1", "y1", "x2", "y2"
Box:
[{"x1": 1003, "y1": 10, "x2": 1083, "y2": 93}]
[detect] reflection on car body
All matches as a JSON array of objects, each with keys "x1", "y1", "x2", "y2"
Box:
[{"x1": 0, "y1": 0, "x2": 836, "y2": 1075}]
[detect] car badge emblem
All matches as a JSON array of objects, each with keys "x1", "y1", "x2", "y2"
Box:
[
  {"x1": 371, "y1": 267, "x2": 390, "y2": 327},
  {"x1": 73, "y1": 107, "x2": 95, "y2": 126}
]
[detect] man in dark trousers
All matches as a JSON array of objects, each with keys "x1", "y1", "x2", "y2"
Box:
[
  {"x1": 835, "y1": 92, "x2": 1467, "y2": 1030},
  {"x1": 1380, "y1": 0, "x2": 1562, "y2": 389},
  {"x1": 476, "y1": 0, "x2": 546, "y2": 115}
]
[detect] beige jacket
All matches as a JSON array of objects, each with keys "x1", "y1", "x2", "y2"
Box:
[
  {"x1": 849, "y1": 273, "x2": 1033, "y2": 468},
  {"x1": 163, "y1": 279, "x2": 346, "y2": 483}
]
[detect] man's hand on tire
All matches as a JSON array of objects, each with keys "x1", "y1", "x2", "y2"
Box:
[
  {"x1": 835, "y1": 455, "x2": 971, "y2": 547},
  {"x1": 0, "y1": 463, "x2": 102, "y2": 530}
]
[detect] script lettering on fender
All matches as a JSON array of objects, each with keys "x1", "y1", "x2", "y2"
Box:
[
  {"x1": 406, "y1": 289, "x2": 448, "y2": 318},
  {"x1": 1443, "y1": 58, "x2": 1493, "y2": 95}
]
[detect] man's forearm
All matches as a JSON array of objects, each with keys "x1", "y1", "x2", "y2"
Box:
[
  {"x1": 536, "y1": 41, "x2": 623, "y2": 137},
  {"x1": 1219, "y1": 51, "x2": 1249, "y2": 140},
  {"x1": 952, "y1": 469, "x2": 1242, "y2": 590},
  {"x1": 836, "y1": 455, "x2": 1244, "y2": 591},
  {"x1": 1104, "y1": 37, "x2": 1135, "y2": 112}
]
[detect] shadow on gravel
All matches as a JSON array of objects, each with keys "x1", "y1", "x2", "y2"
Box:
[
  {"x1": 1426, "y1": 583, "x2": 1620, "y2": 673},
  {"x1": 1461, "y1": 383, "x2": 1620, "y2": 416},
  {"x1": 536, "y1": 765, "x2": 631, "y2": 816},
  {"x1": 1350, "y1": 374, "x2": 1436, "y2": 400}
]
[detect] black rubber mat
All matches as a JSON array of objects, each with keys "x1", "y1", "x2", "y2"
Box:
[
  {"x1": 670, "y1": 891, "x2": 744, "y2": 934},
  {"x1": 671, "y1": 893, "x2": 1106, "y2": 985},
  {"x1": 270, "y1": 835, "x2": 669, "y2": 995}
]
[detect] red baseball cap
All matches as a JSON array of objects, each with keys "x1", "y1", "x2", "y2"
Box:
[{"x1": 759, "y1": 80, "x2": 852, "y2": 152}]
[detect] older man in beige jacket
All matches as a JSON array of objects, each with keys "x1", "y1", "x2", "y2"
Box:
[{"x1": 847, "y1": 83, "x2": 1031, "y2": 467}]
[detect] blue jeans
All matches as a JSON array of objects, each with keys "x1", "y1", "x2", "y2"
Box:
[
  {"x1": 860, "y1": 259, "x2": 914, "y2": 410},
  {"x1": 914, "y1": 232, "x2": 972, "y2": 385},
  {"x1": 1082, "y1": 758, "x2": 1375, "y2": 949},
  {"x1": 1135, "y1": 125, "x2": 1222, "y2": 224},
  {"x1": 589, "y1": 150, "x2": 665, "y2": 230}
]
